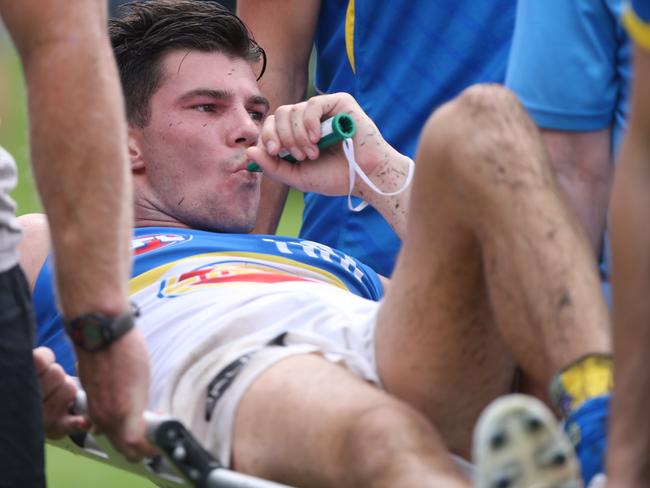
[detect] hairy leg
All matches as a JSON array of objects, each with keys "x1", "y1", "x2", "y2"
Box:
[
  {"x1": 376, "y1": 84, "x2": 611, "y2": 457},
  {"x1": 232, "y1": 354, "x2": 469, "y2": 488}
]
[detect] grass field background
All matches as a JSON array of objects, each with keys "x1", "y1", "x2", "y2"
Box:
[{"x1": 1, "y1": 38, "x2": 303, "y2": 487}]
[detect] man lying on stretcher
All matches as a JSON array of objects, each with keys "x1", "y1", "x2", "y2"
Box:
[{"x1": 23, "y1": 1, "x2": 613, "y2": 486}]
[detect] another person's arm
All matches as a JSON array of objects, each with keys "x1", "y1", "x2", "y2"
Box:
[
  {"x1": 539, "y1": 129, "x2": 613, "y2": 255},
  {"x1": 238, "y1": 0, "x2": 321, "y2": 234},
  {"x1": 0, "y1": 0, "x2": 153, "y2": 461},
  {"x1": 506, "y1": 0, "x2": 624, "y2": 258},
  {"x1": 608, "y1": 44, "x2": 650, "y2": 487}
]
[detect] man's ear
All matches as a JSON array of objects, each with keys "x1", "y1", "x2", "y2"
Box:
[{"x1": 128, "y1": 127, "x2": 146, "y2": 173}]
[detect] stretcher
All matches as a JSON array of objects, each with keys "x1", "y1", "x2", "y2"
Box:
[{"x1": 48, "y1": 390, "x2": 295, "y2": 488}]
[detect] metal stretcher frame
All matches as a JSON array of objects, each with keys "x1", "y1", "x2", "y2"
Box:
[{"x1": 48, "y1": 391, "x2": 294, "y2": 488}]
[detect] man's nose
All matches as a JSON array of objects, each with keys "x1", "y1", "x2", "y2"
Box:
[{"x1": 228, "y1": 108, "x2": 260, "y2": 147}]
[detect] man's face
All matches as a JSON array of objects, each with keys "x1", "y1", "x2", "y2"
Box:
[{"x1": 130, "y1": 50, "x2": 269, "y2": 232}]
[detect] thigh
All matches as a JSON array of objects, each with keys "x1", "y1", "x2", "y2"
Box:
[
  {"x1": 0, "y1": 266, "x2": 45, "y2": 488},
  {"x1": 376, "y1": 223, "x2": 515, "y2": 458},
  {"x1": 375, "y1": 95, "x2": 519, "y2": 457},
  {"x1": 232, "y1": 353, "x2": 468, "y2": 487}
]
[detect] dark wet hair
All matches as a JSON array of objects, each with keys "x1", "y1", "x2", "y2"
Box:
[{"x1": 110, "y1": 0, "x2": 266, "y2": 127}]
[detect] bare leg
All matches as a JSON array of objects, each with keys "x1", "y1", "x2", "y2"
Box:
[
  {"x1": 376, "y1": 84, "x2": 611, "y2": 457},
  {"x1": 233, "y1": 354, "x2": 469, "y2": 488}
]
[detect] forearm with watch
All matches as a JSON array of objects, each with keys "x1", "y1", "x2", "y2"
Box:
[{"x1": 63, "y1": 302, "x2": 139, "y2": 353}]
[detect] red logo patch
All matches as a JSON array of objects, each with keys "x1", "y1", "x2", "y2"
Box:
[{"x1": 133, "y1": 234, "x2": 190, "y2": 255}]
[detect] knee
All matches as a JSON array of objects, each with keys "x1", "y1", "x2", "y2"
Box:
[
  {"x1": 340, "y1": 403, "x2": 437, "y2": 486},
  {"x1": 421, "y1": 84, "x2": 523, "y2": 145},
  {"x1": 417, "y1": 84, "x2": 550, "y2": 195}
]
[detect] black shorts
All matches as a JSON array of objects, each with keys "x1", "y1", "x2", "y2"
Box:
[{"x1": 0, "y1": 265, "x2": 45, "y2": 487}]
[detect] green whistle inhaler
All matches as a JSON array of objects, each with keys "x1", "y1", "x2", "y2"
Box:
[{"x1": 247, "y1": 112, "x2": 356, "y2": 172}]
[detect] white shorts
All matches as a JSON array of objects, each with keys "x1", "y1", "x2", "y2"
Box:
[{"x1": 155, "y1": 283, "x2": 381, "y2": 467}]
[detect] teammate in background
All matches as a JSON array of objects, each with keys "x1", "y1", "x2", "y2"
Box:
[
  {"x1": 506, "y1": 0, "x2": 631, "y2": 305},
  {"x1": 238, "y1": 0, "x2": 515, "y2": 277},
  {"x1": 27, "y1": 3, "x2": 610, "y2": 486},
  {"x1": 505, "y1": 5, "x2": 630, "y2": 479},
  {"x1": 608, "y1": 1, "x2": 650, "y2": 486},
  {"x1": 0, "y1": 1, "x2": 153, "y2": 483}
]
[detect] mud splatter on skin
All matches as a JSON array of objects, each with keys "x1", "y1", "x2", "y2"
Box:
[
  {"x1": 559, "y1": 293, "x2": 571, "y2": 308},
  {"x1": 177, "y1": 197, "x2": 185, "y2": 206},
  {"x1": 202, "y1": 123, "x2": 207, "y2": 128}
]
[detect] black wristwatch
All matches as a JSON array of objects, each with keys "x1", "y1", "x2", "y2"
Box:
[{"x1": 64, "y1": 303, "x2": 139, "y2": 352}]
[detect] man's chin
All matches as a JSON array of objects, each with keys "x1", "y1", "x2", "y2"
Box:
[{"x1": 195, "y1": 217, "x2": 256, "y2": 234}]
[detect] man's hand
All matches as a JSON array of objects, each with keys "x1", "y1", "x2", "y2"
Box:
[
  {"x1": 33, "y1": 346, "x2": 91, "y2": 439},
  {"x1": 75, "y1": 329, "x2": 157, "y2": 462},
  {"x1": 247, "y1": 93, "x2": 404, "y2": 199}
]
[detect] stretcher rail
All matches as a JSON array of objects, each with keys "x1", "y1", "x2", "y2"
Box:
[{"x1": 48, "y1": 390, "x2": 295, "y2": 488}]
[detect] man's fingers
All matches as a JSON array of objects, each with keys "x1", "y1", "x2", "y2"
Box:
[
  {"x1": 288, "y1": 104, "x2": 314, "y2": 156},
  {"x1": 46, "y1": 414, "x2": 91, "y2": 440},
  {"x1": 260, "y1": 114, "x2": 279, "y2": 155},
  {"x1": 43, "y1": 375, "x2": 78, "y2": 421},
  {"x1": 105, "y1": 417, "x2": 158, "y2": 462},
  {"x1": 33, "y1": 346, "x2": 55, "y2": 375},
  {"x1": 304, "y1": 98, "x2": 325, "y2": 144},
  {"x1": 39, "y1": 361, "x2": 69, "y2": 400}
]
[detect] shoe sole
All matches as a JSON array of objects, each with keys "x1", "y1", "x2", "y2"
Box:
[{"x1": 472, "y1": 394, "x2": 582, "y2": 488}]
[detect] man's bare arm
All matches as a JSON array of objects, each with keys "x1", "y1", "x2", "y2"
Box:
[
  {"x1": 16, "y1": 214, "x2": 50, "y2": 290},
  {"x1": 540, "y1": 128, "x2": 613, "y2": 257},
  {"x1": 247, "y1": 94, "x2": 411, "y2": 239},
  {"x1": 0, "y1": 0, "x2": 132, "y2": 318},
  {"x1": 608, "y1": 44, "x2": 650, "y2": 486},
  {"x1": 238, "y1": 0, "x2": 321, "y2": 234},
  {"x1": 0, "y1": 0, "x2": 153, "y2": 461}
]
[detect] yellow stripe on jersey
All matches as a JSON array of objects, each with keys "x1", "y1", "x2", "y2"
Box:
[
  {"x1": 129, "y1": 251, "x2": 349, "y2": 295},
  {"x1": 624, "y1": 4, "x2": 650, "y2": 52},
  {"x1": 345, "y1": 0, "x2": 356, "y2": 73}
]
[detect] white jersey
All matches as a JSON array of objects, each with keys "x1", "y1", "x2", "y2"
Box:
[{"x1": 127, "y1": 228, "x2": 384, "y2": 408}]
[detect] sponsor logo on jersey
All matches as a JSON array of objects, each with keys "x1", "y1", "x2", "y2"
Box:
[
  {"x1": 133, "y1": 234, "x2": 191, "y2": 255},
  {"x1": 158, "y1": 260, "x2": 319, "y2": 298}
]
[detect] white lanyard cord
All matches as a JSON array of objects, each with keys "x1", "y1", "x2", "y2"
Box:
[{"x1": 342, "y1": 138, "x2": 415, "y2": 212}]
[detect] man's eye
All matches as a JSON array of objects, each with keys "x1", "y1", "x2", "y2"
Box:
[
  {"x1": 194, "y1": 104, "x2": 215, "y2": 112},
  {"x1": 249, "y1": 111, "x2": 265, "y2": 122}
]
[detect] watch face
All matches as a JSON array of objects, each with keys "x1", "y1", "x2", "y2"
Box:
[
  {"x1": 68, "y1": 315, "x2": 109, "y2": 352},
  {"x1": 83, "y1": 319, "x2": 106, "y2": 350},
  {"x1": 66, "y1": 310, "x2": 134, "y2": 352}
]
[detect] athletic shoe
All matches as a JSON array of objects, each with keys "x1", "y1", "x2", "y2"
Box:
[
  {"x1": 563, "y1": 395, "x2": 609, "y2": 485},
  {"x1": 473, "y1": 394, "x2": 582, "y2": 488},
  {"x1": 586, "y1": 474, "x2": 607, "y2": 488}
]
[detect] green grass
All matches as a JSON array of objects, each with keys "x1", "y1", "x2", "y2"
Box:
[{"x1": 1, "y1": 40, "x2": 303, "y2": 487}]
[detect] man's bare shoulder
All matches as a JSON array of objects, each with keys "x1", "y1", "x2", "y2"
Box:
[{"x1": 17, "y1": 213, "x2": 51, "y2": 290}]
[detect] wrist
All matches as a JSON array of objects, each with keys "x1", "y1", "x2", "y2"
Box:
[
  {"x1": 65, "y1": 303, "x2": 139, "y2": 353},
  {"x1": 60, "y1": 293, "x2": 131, "y2": 320},
  {"x1": 355, "y1": 151, "x2": 413, "y2": 202}
]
